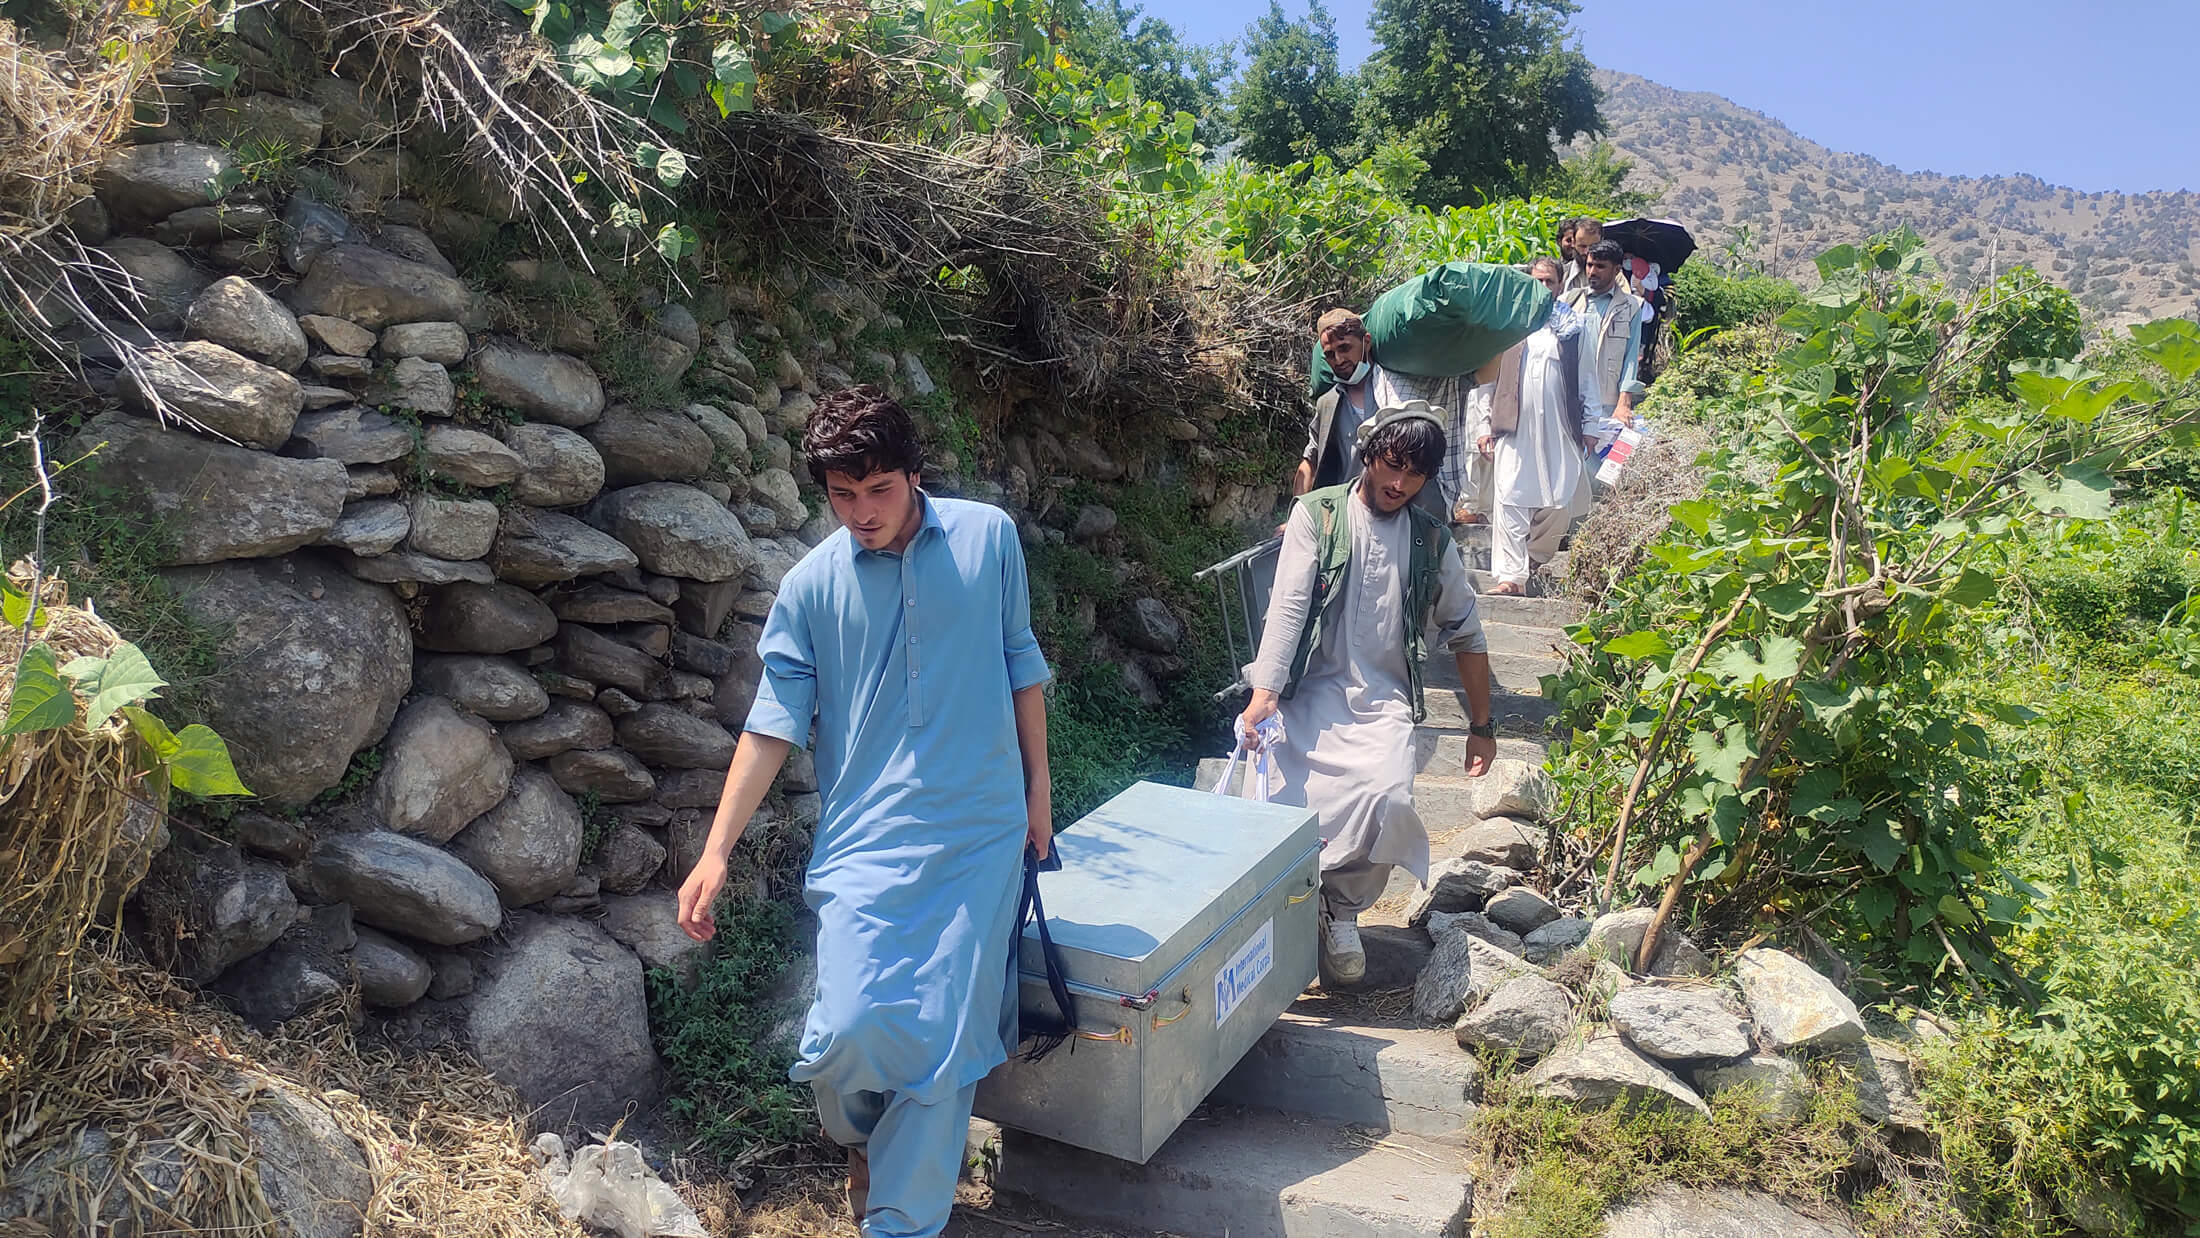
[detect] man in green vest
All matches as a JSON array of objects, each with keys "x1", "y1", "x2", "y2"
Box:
[
  {"x1": 1237, "y1": 405, "x2": 1497, "y2": 985},
  {"x1": 1560, "y1": 239, "x2": 1647, "y2": 430}
]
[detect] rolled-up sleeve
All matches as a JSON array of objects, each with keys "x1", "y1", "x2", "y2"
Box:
[
  {"x1": 1429, "y1": 538, "x2": 1488, "y2": 655},
  {"x1": 998, "y1": 524, "x2": 1051, "y2": 691},
  {"x1": 746, "y1": 583, "x2": 818, "y2": 748}
]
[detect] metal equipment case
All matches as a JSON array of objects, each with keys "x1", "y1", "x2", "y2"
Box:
[{"x1": 974, "y1": 780, "x2": 1321, "y2": 1164}]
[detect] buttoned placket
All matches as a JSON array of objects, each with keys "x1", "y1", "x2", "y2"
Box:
[{"x1": 901, "y1": 532, "x2": 926, "y2": 727}]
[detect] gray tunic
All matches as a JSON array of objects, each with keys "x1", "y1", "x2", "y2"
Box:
[{"x1": 1247, "y1": 489, "x2": 1487, "y2": 886}]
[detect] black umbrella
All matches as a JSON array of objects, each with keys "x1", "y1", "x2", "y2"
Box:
[{"x1": 1601, "y1": 217, "x2": 1698, "y2": 273}]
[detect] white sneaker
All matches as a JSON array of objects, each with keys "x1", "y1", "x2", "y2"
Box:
[{"x1": 1320, "y1": 914, "x2": 1367, "y2": 985}]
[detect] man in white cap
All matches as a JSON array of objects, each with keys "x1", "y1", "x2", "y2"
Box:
[{"x1": 1239, "y1": 404, "x2": 1497, "y2": 985}]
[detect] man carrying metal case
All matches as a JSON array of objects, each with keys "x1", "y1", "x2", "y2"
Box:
[
  {"x1": 677, "y1": 386, "x2": 1054, "y2": 1238},
  {"x1": 1236, "y1": 405, "x2": 1499, "y2": 986}
]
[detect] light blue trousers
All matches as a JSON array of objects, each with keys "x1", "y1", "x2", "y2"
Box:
[{"x1": 814, "y1": 1080, "x2": 979, "y2": 1238}]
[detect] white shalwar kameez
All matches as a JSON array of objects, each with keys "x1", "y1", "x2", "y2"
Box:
[
  {"x1": 1247, "y1": 486, "x2": 1488, "y2": 918},
  {"x1": 1469, "y1": 324, "x2": 1595, "y2": 586}
]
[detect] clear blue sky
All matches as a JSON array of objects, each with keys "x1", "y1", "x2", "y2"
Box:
[{"x1": 1162, "y1": 0, "x2": 2199, "y2": 194}]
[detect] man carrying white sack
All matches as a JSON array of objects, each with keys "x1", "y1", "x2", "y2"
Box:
[
  {"x1": 1237, "y1": 405, "x2": 1498, "y2": 986},
  {"x1": 1470, "y1": 257, "x2": 1596, "y2": 596}
]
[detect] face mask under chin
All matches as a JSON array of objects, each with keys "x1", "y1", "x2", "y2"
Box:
[{"x1": 1335, "y1": 359, "x2": 1370, "y2": 386}]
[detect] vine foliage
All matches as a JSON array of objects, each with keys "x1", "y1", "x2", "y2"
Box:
[{"x1": 1546, "y1": 230, "x2": 2200, "y2": 986}]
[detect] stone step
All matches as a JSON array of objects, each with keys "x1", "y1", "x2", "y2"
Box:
[
  {"x1": 1478, "y1": 620, "x2": 1573, "y2": 660},
  {"x1": 1467, "y1": 581, "x2": 1583, "y2": 629},
  {"x1": 1210, "y1": 1013, "x2": 1479, "y2": 1137},
  {"x1": 1422, "y1": 682, "x2": 1558, "y2": 734},
  {"x1": 993, "y1": 1104, "x2": 1473, "y2": 1238},
  {"x1": 1423, "y1": 648, "x2": 1559, "y2": 696},
  {"x1": 1413, "y1": 730, "x2": 1548, "y2": 773}
]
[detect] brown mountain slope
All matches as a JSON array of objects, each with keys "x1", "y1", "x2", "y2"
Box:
[{"x1": 1588, "y1": 69, "x2": 2200, "y2": 326}]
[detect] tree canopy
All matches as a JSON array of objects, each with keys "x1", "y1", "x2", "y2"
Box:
[
  {"x1": 1358, "y1": 0, "x2": 1602, "y2": 207},
  {"x1": 1229, "y1": 0, "x2": 1360, "y2": 168},
  {"x1": 1059, "y1": 0, "x2": 1235, "y2": 142}
]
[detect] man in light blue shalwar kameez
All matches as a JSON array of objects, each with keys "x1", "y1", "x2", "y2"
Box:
[{"x1": 679, "y1": 386, "x2": 1054, "y2": 1238}]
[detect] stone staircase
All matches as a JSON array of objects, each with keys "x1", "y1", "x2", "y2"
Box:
[{"x1": 981, "y1": 539, "x2": 1583, "y2": 1237}]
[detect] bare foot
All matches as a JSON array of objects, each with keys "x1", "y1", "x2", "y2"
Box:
[
  {"x1": 1486, "y1": 581, "x2": 1527, "y2": 596},
  {"x1": 847, "y1": 1146, "x2": 870, "y2": 1220}
]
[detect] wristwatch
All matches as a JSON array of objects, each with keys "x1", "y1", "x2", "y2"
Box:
[{"x1": 1469, "y1": 719, "x2": 1497, "y2": 739}]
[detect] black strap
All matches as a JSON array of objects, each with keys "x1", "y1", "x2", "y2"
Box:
[{"x1": 1014, "y1": 845, "x2": 1078, "y2": 1062}]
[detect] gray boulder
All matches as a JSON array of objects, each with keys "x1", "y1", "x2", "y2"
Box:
[
  {"x1": 588, "y1": 483, "x2": 760, "y2": 582},
  {"x1": 298, "y1": 313, "x2": 377, "y2": 356},
  {"x1": 489, "y1": 507, "x2": 639, "y2": 585},
  {"x1": 1460, "y1": 758, "x2": 1555, "y2": 821},
  {"x1": 1454, "y1": 974, "x2": 1574, "y2": 1058},
  {"x1": 185, "y1": 275, "x2": 307, "y2": 371},
  {"x1": 83, "y1": 413, "x2": 346, "y2": 565},
  {"x1": 1485, "y1": 886, "x2": 1561, "y2": 935},
  {"x1": 369, "y1": 697, "x2": 514, "y2": 843},
  {"x1": 1584, "y1": 908, "x2": 1714, "y2": 977},
  {"x1": 1604, "y1": 1187, "x2": 1861, "y2": 1238},
  {"x1": 364, "y1": 356, "x2": 453, "y2": 416},
  {"x1": 1832, "y1": 1039, "x2": 1927, "y2": 1132},
  {"x1": 152, "y1": 201, "x2": 275, "y2": 246},
  {"x1": 406, "y1": 494, "x2": 499, "y2": 560},
  {"x1": 652, "y1": 768, "x2": 727, "y2": 809},
  {"x1": 675, "y1": 578, "x2": 743, "y2": 638},
  {"x1": 289, "y1": 244, "x2": 472, "y2": 330},
  {"x1": 93, "y1": 141, "x2": 232, "y2": 225},
  {"x1": 503, "y1": 422, "x2": 605, "y2": 507},
  {"x1": 123, "y1": 339, "x2": 304, "y2": 448},
  {"x1": 132, "y1": 840, "x2": 296, "y2": 982},
  {"x1": 552, "y1": 624, "x2": 664, "y2": 697},
  {"x1": 1527, "y1": 1031, "x2": 1710, "y2": 1116},
  {"x1": 414, "y1": 580, "x2": 558, "y2": 654},
  {"x1": 379, "y1": 321, "x2": 468, "y2": 365},
  {"x1": 162, "y1": 553, "x2": 410, "y2": 803},
  {"x1": 545, "y1": 747, "x2": 655, "y2": 802},
  {"x1": 1694, "y1": 1054, "x2": 1813, "y2": 1126},
  {"x1": 416, "y1": 655, "x2": 549, "y2": 722},
  {"x1": 1733, "y1": 948, "x2": 1865, "y2": 1051},
  {"x1": 685, "y1": 402, "x2": 748, "y2": 460},
  {"x1": 1122, "y1": 597, "x2": 1183, "y2": 653},
  {"x1": 582, "y1": 405, "x2": 713, "y2": 486},
  {"x1": 1403, "y1": 858, "x2": 1519, "y2": 926},
  {"x1": 352, "y1": 927, "x2": 433, "y2": 1007},
  {"x1": 308, "y1": 831, "x2": 503, "y2": 945},
  {"x1": 98, "y1": 235, "x2": 212, "y2": 329},
  {"x1": 347, "y1": 552, "x2": 494, "y2": 587},
  {"x1": 465, "y1": 915, "x2": 659, "y2": 1131},
  {"x1": 321, "y1": 499, "x2": 410, "y2": 555},
  {"x1": 1, "y1": 1079, "x2": 372, "y2": 1238},
  {"x1": 451, "y1": 766, "x2": 582, "y2": 907},
  {"x1": 1412, "y1": 931, "x2": 1539, "y2": 1024},
  {"x1": 1454, "y1": 815, "x2": 1542, "y2": 869},
  {"x1": 472, "y1": 343, "x2": 604, "y2": 426},
  {"x1": 197, "y1": 92, "x2": 325, "y2": 153},
  {"x1": 1071, "y1": 503, "x2": 1117, "y2": 542},
  {"x1": 592, "y1": 825, "x2": 668, "y2": 895},
  {"x1": 419, "y1": 425, "x2": 525, "y2": 487},
  {"x1": 290, "y1": 406, "x2": 414, "y2": 464},
  {"x1": 554, "y1": 583, "x2": 673, "y2": 626},
  {"x1": 743, "y1": 535, "x2": 800, "y2": 593},
  {"x1": 498, "y1": 699, "x2": 615, "y2": 761},
  {"x1": 600, "y1": 892, "x2": 708, "y2": 986},
  {"x1": 280, "y1": 197, "x2": 355, "y2": 274},
  {"x1": 1608, "y1": 986, "x2": 1753, "y2": 1061},
  {"x1": 615, "y1": 704, "x2": 738, "y2": 769},
  {"x1": 1523, "y1": 915, "x2": 1592, "y2": 965},
  {"x1": 752, "y1": 467, "x2": 807, "y2": 526},
  {"x1": 1424, "y1": 908, "x2": 1525, "y2": 957}
]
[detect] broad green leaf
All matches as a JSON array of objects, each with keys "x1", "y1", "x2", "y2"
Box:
[
  {"x1": 2130, "y1": 319, "x2": 2200, "y2": 381},
  {"x1": 1632, "y1": 844, "x2": 1683, "y2": 888},
  {"x1": 60, "y1": 642, "x2": 165, "y2": 730},
  {"x1": 168, "y1": 724, "x2": 252, "y2": 797},
  {"x1": 1813, "y1": 244, "x2": 1861, "y2": 280},
  {"x1": 3, "y1": 644, "x2": 76, "y2": 734},
  {"x1": 2, "y1": 578, "x2": 42, "y2": 628},
  {"x1": 1687, "y1": 724, "x2": 1755, "y2": 788},
  {"x1": 1602, "y1": 631, "x2": 1671, "y2": 659},
  {"x1": 652, "y1": 147, "x2": 689, "y2": 188},
  {"x1": 1791, "y1": 767, "x2": 1861, "y2": 823},
  {"x1": 1848, "y1": 816, "x2": 1906, "y2": 873},
  {"x1": 2018, "y1": 462, "x2": 2114, "y2": 520},
  {"x1": 1758, "y1": 579, "x2": 1817, "y2": 620},
  {"x1": 1705, "y1": 634, "x2": 1805, "y2": 687},
  {"x1": 1936, "y1": 894, "x2": 1977, "y2": 928},
  {"x1": 121, "y1": 704, "x2": 178, "y2": 757},
  {"x1": 1855, "y1": 885, "x2": 1895, "y2": 928},
  {"x1": 1942, "y1": 567, "x2": 1999, "y2": 608},
  {"x1": 760, "y1": 10, "x2": 796, "y2": 35}
]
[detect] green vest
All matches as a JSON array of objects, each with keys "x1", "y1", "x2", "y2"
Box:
[{"x1": 1282, "y1": 484, "x2": 1447, "y2": 724}]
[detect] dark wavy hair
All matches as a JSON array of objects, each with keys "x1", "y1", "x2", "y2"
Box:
[
  {"x1": 1364, "y1": 415, "x2": 1445, "y2": 478},
  {"x1": 1586, "y1": 238, "x2": 1626, "y2": 265},
  {"x1": 803, "y1": 385, "x2": 924, "y2": 486}
]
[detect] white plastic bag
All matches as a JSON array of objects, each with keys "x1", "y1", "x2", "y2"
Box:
[
  {"x1": 531, "y1": 1133, "x2": 708, "y2": 1238},
  {"x1": 1212, "y1": 715, "x2": 1286, "y2": 802}
]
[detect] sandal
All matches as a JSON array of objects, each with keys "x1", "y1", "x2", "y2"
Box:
[{"x1": 1486, "y1": 581, "x2": 1528, "y2": 596}]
